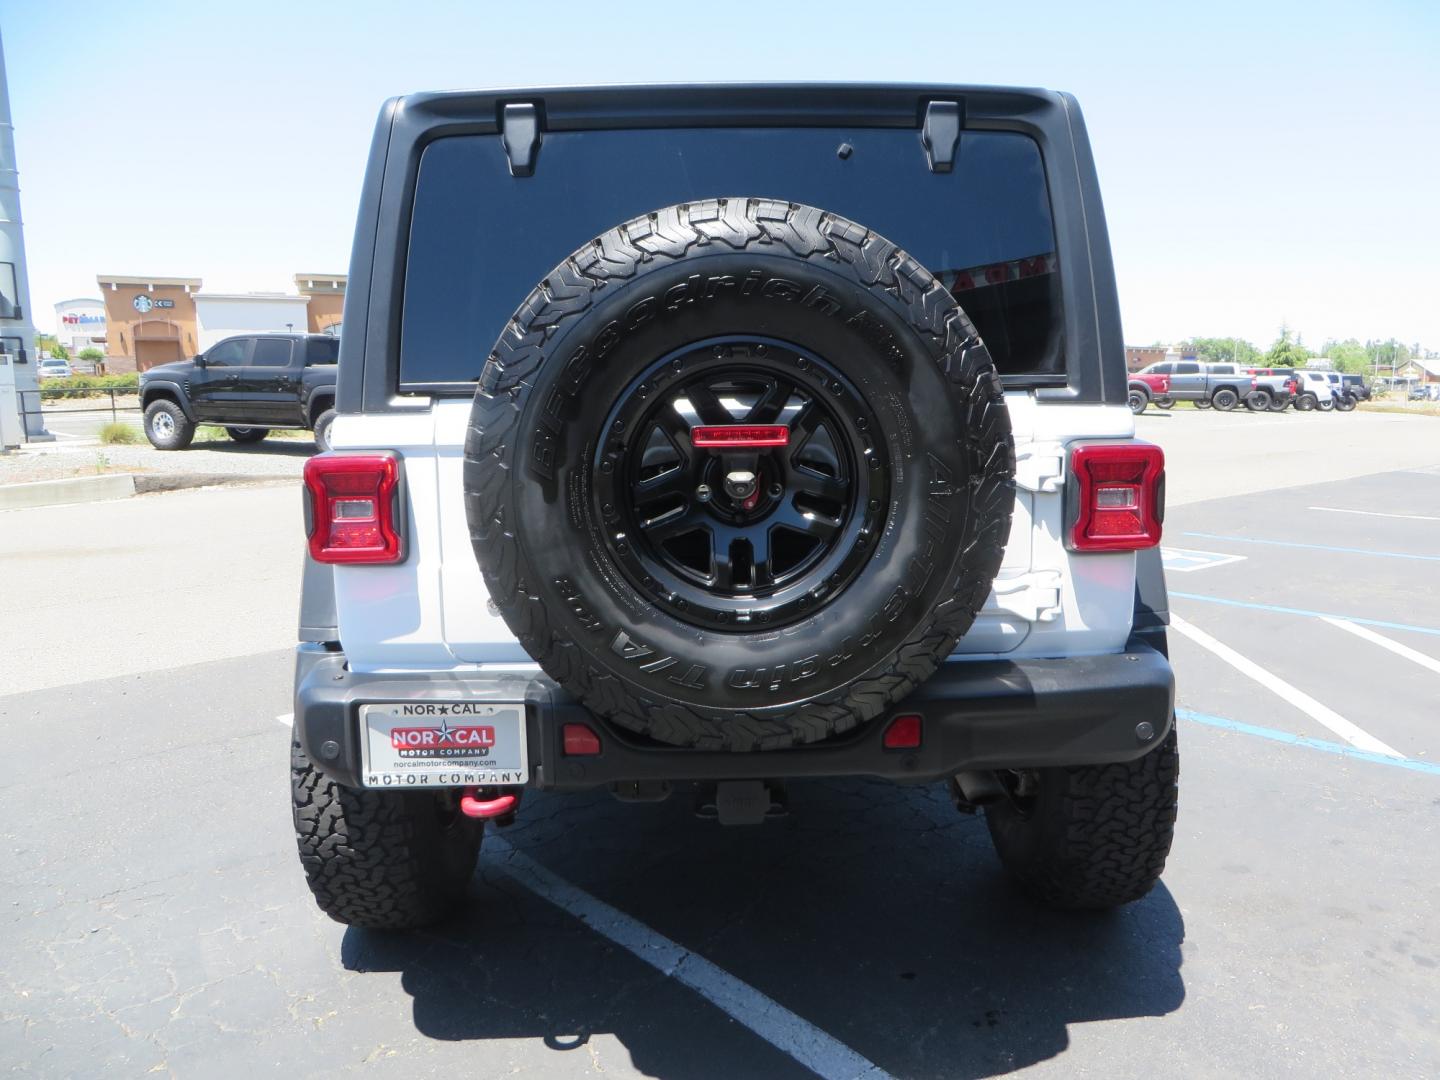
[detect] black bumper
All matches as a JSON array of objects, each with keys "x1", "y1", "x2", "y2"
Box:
[{"x1": 294, "y1": 635, "x2": 1174, "y2": 791}]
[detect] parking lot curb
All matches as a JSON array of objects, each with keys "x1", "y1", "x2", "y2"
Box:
[
  {"x1": 0, "y1": 471, "x2": 293, "y2": 510},
  {"x1": 0, "y1": 472, "x2": 136, "y2": 510}
]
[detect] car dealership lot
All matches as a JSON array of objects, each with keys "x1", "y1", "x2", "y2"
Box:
[{"x1": 2, "y1": 412, "x2": 1438, "y2": 1078}]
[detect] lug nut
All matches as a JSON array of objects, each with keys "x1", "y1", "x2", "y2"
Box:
[
  {"x1": 696, "y1": 484, "x2": 712, "y2": 502},
  {"x1": 769, "y1": 483, "x2": 784, "y2": 498}
]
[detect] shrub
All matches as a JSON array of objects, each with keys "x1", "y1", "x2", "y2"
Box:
[
  {"x1": 39, "y1": 373, "x2": 140, "y2": 400},
  {"x1": 98, "y1": 421, "x2": 139, "y2": 445}
]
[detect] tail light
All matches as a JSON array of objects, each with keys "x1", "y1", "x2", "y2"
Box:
[
  {"x1": 1250, "y1": 378, "x2": 1258, "y2": 388},
  {"x1": 303, "y1": 453, "x2": 405, "y2": 564},
  {"x1": 1067, "y1": 442, "x2": 1165, "y2": 552},
  {"x1": 690, "y1": 425, "x2": 790, "y2": 449}
]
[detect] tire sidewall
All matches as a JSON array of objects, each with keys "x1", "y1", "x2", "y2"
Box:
[
  {"x1": 144, "y1": 400, "x2": 191, "y2": 450},
  {"x1": 485, "y1": 249, "x2": 995, "y2": 717}
]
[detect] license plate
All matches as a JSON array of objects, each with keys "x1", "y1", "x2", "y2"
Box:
[{"x1": 358, "y1": 701, "x2": 528, "y2": 789}]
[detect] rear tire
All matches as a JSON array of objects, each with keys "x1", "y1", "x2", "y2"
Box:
[
  {"x1": 226, "y1": 426, "x2": 269, "y2": 443},
  {"x1": 143, "y1": 399, "x2": 195, "y2": 450},
  {"x1": 1128, "y1": 389, "x2": 1149, "y2": 415},
  {"x1": 1244, "y1": 389, "x2": 1272, "y2": 411},
  {"x1": 1211, "y1": 388, "x2": 1239, "y2": 411},
  {"x1": 1334, "y1": 394, "x2": 1356, "y2": 412},
  {"x1": 290, "y1": 737, "x2": 483, "y2": 929},
  {"x1": 1318, "y1": 397, "x2": 1335, "y2": 412},
  {"x1": 1154, "y1": 398, "x2": 1174, "y2": 410},
  {"x1": 1266, "y1": 395, "x2": 1288, "y2": 412},
  {"x1": 984, "y1": 729, "x2": 1179, "y2": 909},
  {"x1": 1296, "y1": 393, "x2": 1317, "y2": 411},
  {"x1": 313, "y1": 409, "x2": 337, "y2": 452},
  {"x1": 1194, "y1": 399, "x2": 1212, "y2": 410}
]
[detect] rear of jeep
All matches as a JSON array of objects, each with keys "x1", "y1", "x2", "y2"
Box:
[{"x1": 291, "y1": 84, "x2": 1176, "y2": 930}]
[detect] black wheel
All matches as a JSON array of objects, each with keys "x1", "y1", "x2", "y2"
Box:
[
  {"x1": 1266, "y1": 395, "x2": 1288, "y2": 412},
  {"x1": 1127, "y1": 389, "x2": 1148, "y2": 415},
  {"x1": 143, "y1": 399, "x2": 195, "y2": 450},
  {"x1": 984, "y1": 729, "x2": 1179, "y2": 909},
  {"x1": 1211, "y1": 388, "x2": 1239, "y2": 411},
  {"x1": 1296, "y1": 393, "x2": 1317, "y2": 412},
  {"x1": 1154, "y1": 398, "x2": 1174, "y2": 410},
  {"x1": 226, "y1": 426, "x2": 269, "y2": 443},
  {"x1": 290, "y1": 736, "x2": 483, "y2": 929},
  {"x1": 313, "y1": 409, "x2": 336, "y2": 451},
  {"x1": 1194, "y1": 399, "x2": 1211, "y2": 410},
  {"x1": 465, "y1": 198, "x2": 1015, "y2": 752},
  {"x1": 1243, "y1": 389, "x2": 1272, "y2": 412},
  {"x1": 1334, "y1": 394, "x2": 1356, "y2": 412}
]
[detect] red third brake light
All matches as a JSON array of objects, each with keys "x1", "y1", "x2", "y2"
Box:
[
  {"x1": 1068, "y1": 442, "x2": 1165, "y2": 552},
  {"x1": 690, "y1": 425, "x2": 790, "y2": 449},
  {"x1": 303, "y1": 453, "x2": 404, "y2": 564}
]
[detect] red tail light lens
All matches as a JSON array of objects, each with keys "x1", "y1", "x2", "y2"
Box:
[
  {"x1": 1068, "y1": 443, "x2": 1165, "y2": 552},
  {"x1": 562, "y1": 723, "x2": 602, "y2": 756},
  {"x1": 303, "y1": 453, "x2": 404, "y2": 564}
]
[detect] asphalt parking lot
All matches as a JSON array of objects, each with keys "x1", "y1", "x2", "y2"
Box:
[{"x1": 2, "y1": 409, "x2": 1438, "y2": 1078}]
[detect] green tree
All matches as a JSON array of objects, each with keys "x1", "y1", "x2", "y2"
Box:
[
  {"x1": 1185, "y1": 336, "x2": 1260, "y2": 366},
  {"x1": 1264, "y1": 326, "x2": 1312, "y2": 368},
  {"x1": 77, "y1": 347, "x2": 104, "y2": 362},
  {"x1": 1321, "y1": 338, "x2": 1369, "y2": 373},
  {"x1": 1366, "y1": 338, "x2": 1410, "y2": 370}
]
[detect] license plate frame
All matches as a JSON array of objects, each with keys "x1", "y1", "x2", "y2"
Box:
[{"x1": 357, "y1": 701, "x2": 529, "y2": 789}]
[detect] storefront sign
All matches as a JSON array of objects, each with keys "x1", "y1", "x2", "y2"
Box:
[
  {"x1": 132, "y1": 295, "x2": 175, "y2": 313},
  {"x1": 61, "y1": 313, "x2": 105, "y2": 325}
]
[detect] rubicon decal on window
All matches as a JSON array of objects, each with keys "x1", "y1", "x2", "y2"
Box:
[{"x1": 937, "y1": 252, "x2": 1057, "y2": 295}]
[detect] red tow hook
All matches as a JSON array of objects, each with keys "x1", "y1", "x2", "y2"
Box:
[{"x1": 459, "y1": 788, "x2": 519, "y2": 820}]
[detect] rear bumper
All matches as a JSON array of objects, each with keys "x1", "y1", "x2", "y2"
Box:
[{"x1": 294, "y1": 635, "x2": 1174, "y2": 791}]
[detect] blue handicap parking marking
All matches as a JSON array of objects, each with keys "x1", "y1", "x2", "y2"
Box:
[{"x1": 1161, "y1": 547, "x2": 1248, "y2": 574}]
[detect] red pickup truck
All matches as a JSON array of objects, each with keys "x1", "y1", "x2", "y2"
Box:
[{"x1": 1128, "y1": 372, "x2": 1172, "y2": 414}]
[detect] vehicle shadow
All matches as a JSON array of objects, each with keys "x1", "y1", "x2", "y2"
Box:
[
  {"x1": 192, "y1": 438, "x2": 316, "y2": 457},
  {"x1": 342, "y1": 779, "x2": 1185, "y2": 1079}
]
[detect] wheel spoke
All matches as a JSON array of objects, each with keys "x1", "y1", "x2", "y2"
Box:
[
  {"x1": 789, "y1": 465, "x2": 848, "y2": 504},
  {"x1": 772, "y1": 498, "x2": 841, "y2": 544},
  {"x1": 639, "y1": 503, "x2": 707, "y2": 543},
  {"x1": 684, "y1": 382, "x2": 734, "y2": 426},
  {"x1": 745, "y1": 377, "x2": 794, "y2": 425}
]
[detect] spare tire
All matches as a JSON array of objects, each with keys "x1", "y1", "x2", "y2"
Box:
[{"x1": 464, "y1": 198, "x2": 1014, "y2": 751}]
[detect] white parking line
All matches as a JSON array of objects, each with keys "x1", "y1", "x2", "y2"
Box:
[
  {"x1": 276, "y1": 712, "x2": 293, "y2": 727},
  {"x1": 489, "y1": 837, "x2": 892, "y2": 1080},
  {"x1": 1169, "y1": 613, "x2": 1403, "y2": 758},
  {"x1": 1309, "y1": 506, "x2": 1440, "y2": 522},
  {"x1": 1321, "y1": 618, "x2": 1440, "y2": 676}
]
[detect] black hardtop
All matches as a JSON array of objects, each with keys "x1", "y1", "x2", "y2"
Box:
[{"x1": 338, "y1": 82, "x2": 1125, "y2": 414}]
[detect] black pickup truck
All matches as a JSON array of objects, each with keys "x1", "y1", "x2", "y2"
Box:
[{"x1": 138, "y1": 333, "x2": 339, "y2": 450}]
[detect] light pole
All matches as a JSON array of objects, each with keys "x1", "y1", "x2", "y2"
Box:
[{"x1": 0, "y1": 26, "x2": 50, "y2": 440}]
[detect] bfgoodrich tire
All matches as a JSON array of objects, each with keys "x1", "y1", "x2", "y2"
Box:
[
  {"x1": 985, "y1": 729, "x2": 1179, "y2": 909},
  {"x1": 291, "y1": 737, "x2": 483, "y2": 929},
  {"x1": 465, "y1": 198, "x2": 1014, "y2": 751}
]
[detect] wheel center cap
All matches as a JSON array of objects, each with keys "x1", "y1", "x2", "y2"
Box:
[{"x1": 723, "y1": 469, "x2": 758, "y2": 501}]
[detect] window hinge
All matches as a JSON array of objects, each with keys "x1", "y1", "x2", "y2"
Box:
[
  {"x1": 985, "y1": 570, "x2": 1064, "y2": 624},
  {"x1": 501, "y1": 102, "x2": 542, "y2": 178},
  {"x1": 921, "y1": 100, "x2": 962, "y2": 174},
  {"x1": 1014, "y1": 442, "x2": 1066, "y2": 493}
]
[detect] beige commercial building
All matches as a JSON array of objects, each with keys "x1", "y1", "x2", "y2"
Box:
[{"x1": 95, "y1": 273, "x2": 346, "y2": 372}]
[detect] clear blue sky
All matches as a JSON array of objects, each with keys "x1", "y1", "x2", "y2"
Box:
[{"x1": 6, "y1": 0, "x2": 1438, "y2": 352}]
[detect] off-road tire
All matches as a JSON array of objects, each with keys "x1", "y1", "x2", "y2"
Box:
[
  {"x1": 1128, "y1": 388, "x2": 1149, "y2": 415},
  {"x1": 1211, "y1": 388, "x2": 1240, "y2": 411},
  {"x1": 290, "y1": 737, "x2": 483, "y2": 929},
  {"x1": 1318, "y1": 397, "x2": 1335, "y2": 412},
  {"x1": 1154, "y1": 398, "x2": 1174, "y2": 410},
  {"x1": 1296, "y1": 393, "x2": 1318, "y2": 411},
  {"x1": 226, "y1": 426, "x2": 269, "y2": 443},
  {"x1": 465, "y1": 198, "x2": 1014, "y2": 752},
  {"x1": 143, "y1": 399, "x2": 195, "y2": 450},
  {"x1": 984, "y1": 728, "x2": 1179, "y2": 909},
  {"x1": 1334, "y1": 394, "x2": 1356, "y2": 412},
  {"x1": 1266, "y1": 394, "x2": 1288, "y2": 412},
  {"x1": 313, "y1": 409, "x2": 337, "y2": 452}
]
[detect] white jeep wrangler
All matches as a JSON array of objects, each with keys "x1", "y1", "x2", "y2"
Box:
[{"x1": 291, "y1": 84, "x2": 1178, "y2": 929}]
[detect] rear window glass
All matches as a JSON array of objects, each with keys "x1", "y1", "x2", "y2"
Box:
[
  {"x1": 251, "y1": 338, "x2": 293, "y2": 367},
  {"x1": 307, "y1": 337, "x2": 339, "y2": 365},
  {"x1": 400, "y1": 127, "x2": 1061, "y2": 387}
]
